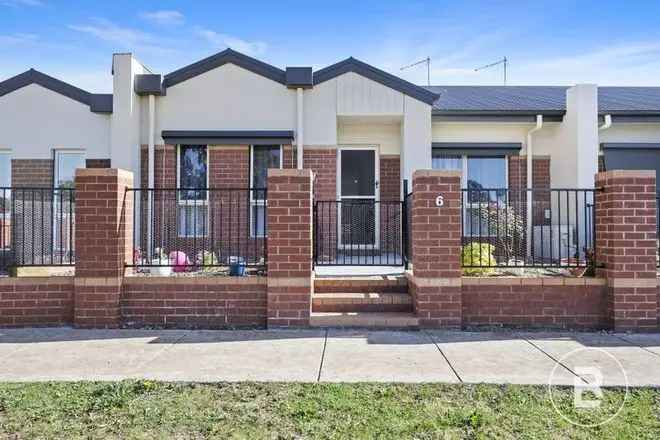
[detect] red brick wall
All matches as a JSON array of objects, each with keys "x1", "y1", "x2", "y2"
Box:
[
  {"x1": 595, "y1": 170, "x2": 658, "y2": 331},
  {"x1": 462, "y1": 278, "x2": 608, "y2": 330},
  {"x1": 266, "y1": 169, "x2": 313, "y2": 327},
  {"x1": 121, "y1": 277, "x2": 267, "y2": 328},
  {"x1": 74, "y1": 168, "x2": 134, "y2": 328},
  {"x1": 410, "y1": 170, "x2": 462, "y2": 328},
  {"x1": 303, "y1": 147, "x2": 336, "y2": 200},
  {"x1": 508, "y1": 156, "x2": 550, "y2": 190},
  {"x1": 0, "y1": 277, "x2": 74, "y2": 327},
  {"x1": 11, "y1": 159, "x2": 53, "y2": 187},
  {"x1": 140, "y1": 145, "x2": 176, "y2": 188},
  {"x1": 380, "y1": 155, "x2": 400, "y2": 201}
]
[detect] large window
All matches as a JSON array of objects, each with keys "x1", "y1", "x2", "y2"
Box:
[
  {"x1": 54, "y1": 150, "x2": 85, "y2": 188},
  {"x1": 0, "y1": 151, "x2": 9, "y2": 188},
  {"x1": 432, "y1": 151, "x2": 508, "y2": 235},
  {"x1": 177, "y1": 145, "x2": 208, "y2": 237},
  {"x1": 250, "y1": 145, "x2": 282, "y2": 237},
  {"x1": 0, "y1": 151, "x2": 10, "y2": 250}
]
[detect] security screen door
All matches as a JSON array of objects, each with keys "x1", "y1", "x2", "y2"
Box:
[{"x1": 338, "y1": 148, "x2": 378, "y2": 248}]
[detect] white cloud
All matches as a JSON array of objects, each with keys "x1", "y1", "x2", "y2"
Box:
[
  {"x1": 516, "y1": 42, "x2": 660, "y2": 85},
  {"x1": 0, "y1": 33, "x2": 38, "y2": 45},
  {"x1": 68, "y1": 18, "x2": 177, "y2": 56},
  {"x1": 194, "y1": 27, "x2": 267, "y2": 57},
  {"x1": 140, "y1": 10, "x2": 184, "y2": 26}
]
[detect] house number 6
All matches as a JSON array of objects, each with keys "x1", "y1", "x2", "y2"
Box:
[{"x1": 435, "y1": 195, "x2": 444, "y2": 207}]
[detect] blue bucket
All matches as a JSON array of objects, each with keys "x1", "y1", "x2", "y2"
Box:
[{"x1": 229, "y1": 256, "x2": 246, "y2": 276}]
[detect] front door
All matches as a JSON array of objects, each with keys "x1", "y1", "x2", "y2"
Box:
[{"x1": 338, "y1": 148, "x2": 379, "y2": 249}]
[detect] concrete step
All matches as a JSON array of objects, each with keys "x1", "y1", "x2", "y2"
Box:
[
  {"x1": 309, "y1": 312, "x2": 419, "y2": 329},
  {"x1": 312, "y1": 292, "x2": 413, "y2": 313},
  {"x1": 314, "y1": 276, "x2": 408, "y2": 294}
]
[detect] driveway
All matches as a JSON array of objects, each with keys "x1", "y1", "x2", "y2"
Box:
[{"x1": 1, "y1": 328, "x2": 659, "y2": 386}]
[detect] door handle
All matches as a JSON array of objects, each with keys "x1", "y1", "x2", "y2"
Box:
[{"x1": 375, "y1": 180, "x2": 380, "y2": 188}]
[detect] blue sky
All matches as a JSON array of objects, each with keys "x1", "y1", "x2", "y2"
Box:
[{"x1": 2, "y1": 0, "x2": 660, "y2": 92}]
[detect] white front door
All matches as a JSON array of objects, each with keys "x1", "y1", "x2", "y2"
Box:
[{"x1": 337, "y1": 147, "x2": 379, "y2": 249}]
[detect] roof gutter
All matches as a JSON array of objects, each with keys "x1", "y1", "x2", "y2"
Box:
[{"x1": 526, "y1": 115, "x2": 543, "y2": 258}]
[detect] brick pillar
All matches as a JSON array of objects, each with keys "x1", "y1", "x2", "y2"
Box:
[
  {"x1": 408, "y1": 170, "x2": 462, "y2": 328},
  {"x1": 74, "y1": 168, "x2": 133, "y2": 328},
  {"x1": 595, "y1": 170, "x2": 658, "y2": 332},
  {"x1": 266, "y1": 169, "x2": 313, "y2": 327}
]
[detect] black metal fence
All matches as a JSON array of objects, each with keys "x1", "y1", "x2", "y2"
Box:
[
  {"x1": 126, "y1": 188, "x2": 267, "y2": 271},
  {"x1": 314, "y1": 199, "x2": 404, "y2": 266},
  {"x1": 657, "y1": 194, "x2": 660, "y2": 267},
  {"x1": 461, "y1": 188, "x2": 597, "y2": 269},
  {"x1": 0, "y1": 187, "x2": 76, "y2": 272},
  {"x1": 403, "y1": 191, "x2": 412, "y2": 269}
]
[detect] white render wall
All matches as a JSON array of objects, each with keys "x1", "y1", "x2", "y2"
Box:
[
  {"x1": 0, "y1": 83, "x2": 110, "y2": 159},
  {"x1": 111, "y1": 54, "x2": 147, "y2": 174},
  {"x1": 337, "y1": 120, "x2": 402, "y2": 155},
  {"x1": 146, "y1": 63, "x2": 297, "y2": 145},
  {"x1": 600, "y1": 124, "x2": 660, "y2": 143},
  {"x1": 401, "y1": 96, "x2": 432, "y2": 184}
]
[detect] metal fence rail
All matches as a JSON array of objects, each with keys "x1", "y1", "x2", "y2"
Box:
[
  {"x1": 126, "y1": 188, "x2": 267, "y2": 270},
  {"x1": 657, "y1": 194, "x2": 660, "y2": 267},
  {"x1": 0, "y1": 187, "x2": 76, "y2": 272},
  {"x1": 461, "y1": 188, "x2": 597, "y2": 269},
  {"x1": 314, "y1": 199, "x2": 404, "y2": 266},
  {"x1": 403, "y1": 191, "x2": 412, "y2": 269}
]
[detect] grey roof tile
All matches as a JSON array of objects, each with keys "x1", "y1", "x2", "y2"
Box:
[
  {"x1": 423, "y1": 86, "x2": 568, "y2": 112},
  {"x1": 423, "y1": 85, "x2": 660, "y2": 114},
  {"x1": 598, "y1": 87, "x2": 660, "y2": 112}
]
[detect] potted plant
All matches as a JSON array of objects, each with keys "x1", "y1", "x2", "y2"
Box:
[
  {"x1": 150, "y1": 247, "x2": 172, "y2": 276},
  {"x1": 197, "y1": 250, "x2": 219, "y2": 272},
  {"x1": 228, "y1": 256, "x2": 246, "y2": 276}
]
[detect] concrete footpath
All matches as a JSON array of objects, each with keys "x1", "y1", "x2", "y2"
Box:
[{"x1": 1, "y1": 328, "x2": 659, "y2": 386}]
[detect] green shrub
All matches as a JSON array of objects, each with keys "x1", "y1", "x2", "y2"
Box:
[
  {"x1": 197, "y1": 250, "x2": 219, "y2": 271},
  {"x1": 461, "y1": 242, "x2": 495, "y2": 276}
]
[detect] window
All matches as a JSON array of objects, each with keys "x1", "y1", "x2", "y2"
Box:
[
  {"x1": 54, "y1": 150, "x2": 85, "y2": 188},
  {"x1": 0, "y1": 151, "x2": 10, "y2": 249},
  {"x1": 0, "y1": 151, "x2": 9, "y2": 188},
  {"x1": 432, "y1": 151, "x2": 508, "y2": 235},
  {"x1": 250, "y1": 145, "x2": 282, "y2": 237},
  {"x1": 177, "y1": 145, "x2": 208, "y2": 237}
]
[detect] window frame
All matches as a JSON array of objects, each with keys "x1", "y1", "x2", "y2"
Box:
[
  {"x1": 432, "y1": 152, "x2": 509, "y2": 236},
  {"x1": 249, "y1": 145, "x2": 283, "y2": 238},
  {"x1": 0, "y1": 148, "x2": 12, "y2": 232},
  {"x1": 53, "y1": 148, "x2": 86, "y2": 189},
  {"x1": 176, "y1": 145, "x2": 210, "y2": 237},
  {"x1": 0, "y1": 150, "x2": 10, "y2": 188}
]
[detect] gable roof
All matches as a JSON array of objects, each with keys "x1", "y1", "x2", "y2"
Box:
[
  {"x1": 162, "y1": 48, "x2": 286, "y2": 88},
  {"x1": 314, "y1": 57, "x2": 439, "y2": 105},
  {"x1": 0, "y1": 69, "x2": 112, "y2": 113}
]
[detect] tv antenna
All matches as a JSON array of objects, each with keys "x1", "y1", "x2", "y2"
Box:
[
  {"x1": 401, "y1": 57, "x2": 430, "y2": 86},
  {"x1": 475, "y1": 57, "x2": 508, "y2": 85}
]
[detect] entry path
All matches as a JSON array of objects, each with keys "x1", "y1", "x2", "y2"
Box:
[{"x1": 1, "y1": 328, "x2": 659, "y2": 386}]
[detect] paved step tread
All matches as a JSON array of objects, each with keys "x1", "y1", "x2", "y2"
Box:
[
  {"x1": 310, "y1": 312, "x2": 418, "y2": 328},
  {"x1": 313, "y1": 292, "x2": 412, "y2": 301}
]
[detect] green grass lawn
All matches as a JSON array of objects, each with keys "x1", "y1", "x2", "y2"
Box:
[{"x1": 0, "y1": 382, "x2": 658, "y2": 439}]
